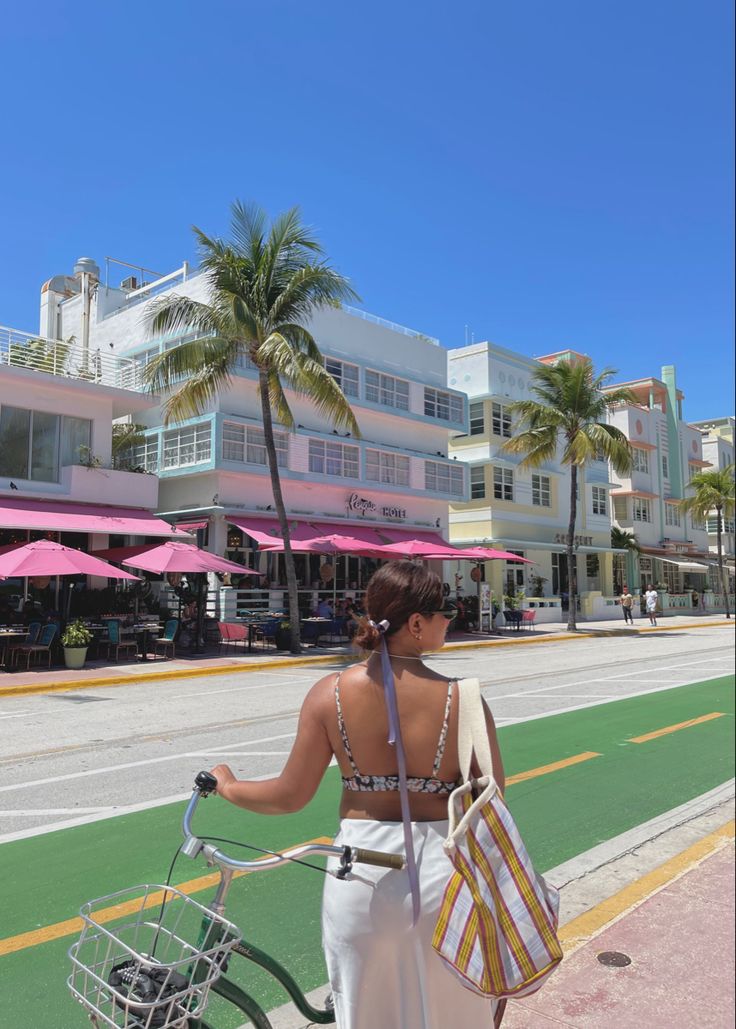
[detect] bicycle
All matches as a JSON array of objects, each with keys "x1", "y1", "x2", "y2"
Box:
[{"x1": 68, "y1": 771, "x2": 405, "y2": 1029}]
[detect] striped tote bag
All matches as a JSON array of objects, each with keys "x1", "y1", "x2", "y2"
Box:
[{"x1": 432, "y1": 678, "x2": 562, "y2": 999}]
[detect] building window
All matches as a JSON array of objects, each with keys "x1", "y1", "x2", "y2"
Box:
[
  {"x1": 127, "y1": 437, "x2": 159, "y2": 472},
  {"x1": 632, "y1": 497, "x2": 652, "y2": 522},
  {"x1": 661, "y1": 563, "x2": 679, "y2": 594},
  {"x1": 532, "y1": 474, "x2": 551, "y2": 507},
  {"x1": 586, "y1": 554, "x2": 600, "y2": 578},
  {"x1": 425, "y1": 461, "x2": 464, "y2": 496},
  {"x1": 162, "y1": 423, "x2": 212, "y2": 468},
  {"x1": 469, "y1": 401, "x2": 484, "y2": 436},
  {"x1": 665, "y1": 504, "x2": 680, "y2": 527},
  {"x1": 690, "y1": 513, "x2": 706, "y2": 530},
  {"x1": 632, "y1": 447, "x2": 650, "y2": 474},
  {"x1": 493, "y1": 467, "x2": 514, "y2": 501},
  {"x1": 688, "y1": 463, "x2": 701, "y2": 479},
  {"x1": 470, "y1": 466, "x2": 486, "y2": 499},
  {"x1": 424, "y1": 387, "x2": 463, "y2": 423},
  {"x1": 491, "y1": 402, "x2": 512, "y2": 438},
  {"x1": 707, "y1": 516, "x2": 735, "y2": 534},
  {"x1": 365, "y1": 369, "x2": 409, "y2": 410},
  {"x1": 308, "y1": 439, "x2": 359, "y2": 478},
  {"x1": 366, "y1": 449, "x2": 410, "y2": 486},
  {"x1": 222, "y1": 423, "x2": 288, "y2": 467},
  {"x1": 592, "y1": 486, "x2": 608, "y2": 516},
  {"x1": 661, "y1": 454, "x2": 669, "y2": 479},
  {"x1": 0, "y1": 406, "x2": 91, "y2": 483},
  {"x1": 325, "y1": 357, "x2": 359, "y2": 398},
  {"x1": 613, "y1": 496, "x2": 628, "y2": 523}
]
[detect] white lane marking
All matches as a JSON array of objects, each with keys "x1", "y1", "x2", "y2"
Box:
[
  {"x1": 0, "y1": 806, "x2": 115, "y2": 816},
  {"x1": 169, "y1": 677, "x2": 314, "y2": 700},
  {"x1": 523, "y1": 694, "x2": 617, "y2": 700},
  {"x1": 0, "y1": 732, "x2": 296, "y2": 793},
  {"x1": 493, "y1": 674, "x2": 730, "y2": 724},
  {"x1": 0, "y1": 768, "x2": 286, "y2": 845},
  {"x1": 0, "y1": 712, "x2": 32, "y2": 720},
  {"x1": 491, "y1": 658, "x2": 734, "y2": 700}
]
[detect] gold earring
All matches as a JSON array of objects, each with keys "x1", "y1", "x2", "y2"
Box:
[{"x1": 414, "y1": 632, "x2": 422, "y2": 641}]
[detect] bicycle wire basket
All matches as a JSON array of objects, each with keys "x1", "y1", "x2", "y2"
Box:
[{"x1": 67, "y1": 884, "x2": 241, "y2": 1028}]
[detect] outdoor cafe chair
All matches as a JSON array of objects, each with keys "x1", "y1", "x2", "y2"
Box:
[
  {"x1": 254, "y1": 617, "x2": 280, "y2": 650},
  {"x1": 521, "y1": 609, "x2": 537, "y2": 631},
  {"x1": 218, "y1": 621, "x2": 249, "y2": 655},
  {"x1": 100, "y1": 619, "x2": 139, "y2": 663},
  {"x1": 12, "y1": 623, "x2": 58, "y2": 670},
  {"x1": 153, "y1": 619, "x2": 179, "y2": 660}
]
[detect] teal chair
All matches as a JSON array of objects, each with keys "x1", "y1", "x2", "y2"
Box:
[
  {"x1": 154, "y1": 619, "x2": 179, "y2": 659},
  {"x1": 13, "y1": 623, "x2": 58, "y2": 669},
  {"x1": 101, "y1": 619, "x2": 138, "y2": 662}
]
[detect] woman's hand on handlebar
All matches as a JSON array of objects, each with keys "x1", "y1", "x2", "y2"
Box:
[{"x1": 210, "y1": 763, "x2": 237, "y2": 800}]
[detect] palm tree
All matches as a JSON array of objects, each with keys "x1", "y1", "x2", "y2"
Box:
[
  {"x1": 678, "y1": 465, "x2": 735, "y2": 619},
  {"x1": 502, "y1": 359, "x2": 635, "y2": 630},
  {"x1": 143, "y1": 202, "x2": 360, "y2": 652},
  {"x1": 111, "y1": 423, "x2": 147, "y2": 470}
]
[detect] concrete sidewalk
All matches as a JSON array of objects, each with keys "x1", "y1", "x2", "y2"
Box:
[
  {"x1": 0, "y1": 612, "x2": 731, "y2": 697},
  {"x1": 503, "y1": 827, "x2": 735, "y2": 1028}
]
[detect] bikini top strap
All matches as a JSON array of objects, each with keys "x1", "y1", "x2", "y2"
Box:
[
  {"x1": 334, "y1": 671, "x2": 360, "y2": 775},
  {"x1": 431, "y1": 678, "x2": 456, "y2": 777}
]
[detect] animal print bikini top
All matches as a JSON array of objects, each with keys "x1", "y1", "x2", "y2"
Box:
[{"x1": 335, "y1": 673, "x2": 458, "y2": 795}]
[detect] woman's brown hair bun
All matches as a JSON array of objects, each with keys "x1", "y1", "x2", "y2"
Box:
[{"x1": 352, "y1": 561, "x2": 443, "y2": 651}]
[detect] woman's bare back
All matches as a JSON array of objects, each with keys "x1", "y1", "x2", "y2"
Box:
[{"x1": 323, "y1": 661, "x2": 461, "y2": 822}]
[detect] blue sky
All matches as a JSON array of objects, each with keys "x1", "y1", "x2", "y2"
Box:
[{"x1": 2, "y1": 1, "x2": 733, "y2": 420}]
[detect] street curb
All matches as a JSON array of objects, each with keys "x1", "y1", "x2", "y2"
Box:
[
  {"x1": 0, "y1": 618, "x2": 732, "y2": 699},
  {"x1": 558, "y1": 818, "x2": 735, "y2": 953}
]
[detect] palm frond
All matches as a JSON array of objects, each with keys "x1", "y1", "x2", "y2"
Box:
[
  {"x1": 145, "y1": 294, "x2": 222, "y2": 340},
  {"x1": 501, "y1": 426, "x2": 558, "y2": 467}
]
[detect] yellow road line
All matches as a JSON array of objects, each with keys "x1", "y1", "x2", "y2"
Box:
[
  {"x1": 628, "y1": 712, "x2": 726, "y2": 744},
  {"x1": 559, "y1": 819, "x2": 735, "y2": 952},
  {"x1": 506, "y1": 751, "x2": 601, "y2": 785},
  {"x1": 0, "y1": 836, "x2": 333, "y2": 958}
]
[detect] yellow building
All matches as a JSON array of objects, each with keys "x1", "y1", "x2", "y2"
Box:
[{"x1": 446, "y1": 343, "x2": 621, "y2": 622}]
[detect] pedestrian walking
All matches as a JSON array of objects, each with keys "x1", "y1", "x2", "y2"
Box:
[
  {"x1": 620, "y1": 585, "x2": 635, "y2": 625},
  {"x1": 644, "y1": 583, "x2": 658, "y2": 626}
]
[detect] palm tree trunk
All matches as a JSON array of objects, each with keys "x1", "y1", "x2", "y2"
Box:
[
  {"x1": 258, "y1": 372, "x2": 302, "y2": 653},
  {"x1": 567, "y1": 464, "x2": 578, "y2": 632},
  {"x1": 716, "y1": 505, "x2": 730, "y2": 619}
]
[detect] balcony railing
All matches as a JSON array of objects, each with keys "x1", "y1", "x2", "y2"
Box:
[{"x1": 0, "y1": 325, "x2": 144, "y2": 391}]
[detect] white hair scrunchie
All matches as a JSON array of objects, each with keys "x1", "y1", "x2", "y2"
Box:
[{"x1": 367, "y1": 618, "x2": 390, "y2": 634}]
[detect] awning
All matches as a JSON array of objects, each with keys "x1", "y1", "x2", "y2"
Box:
[
  {"x1": 176, "y1": 519, "x2": 209, "y2": 532},
  {"x1": 611, "y1": 490, "x2": 659, "y2": 500},
  {"x1": 657, "y1": 556, "x2": 709, "y2": 572},
  {"x1": 0, "y1": 497, "x2": 188, "y2": 538},
  {"x1": 227, "y1": 516, "x2": 319, "y2": 546}
]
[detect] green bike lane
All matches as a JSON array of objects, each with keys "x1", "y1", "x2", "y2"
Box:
[{"x1": 1, "y1": 675, "x2": 733, "y2": 1028}]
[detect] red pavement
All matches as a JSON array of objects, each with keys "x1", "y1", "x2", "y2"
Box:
[{"x1": 502, "y1": 840, "x2": 735, "y2": 1029}]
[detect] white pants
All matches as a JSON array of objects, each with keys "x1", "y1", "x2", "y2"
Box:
[{"x1": 322, "y1": 818, "x2": 498, "y2": 1029}]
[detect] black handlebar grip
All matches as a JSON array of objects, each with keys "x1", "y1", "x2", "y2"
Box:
[
  {"x1": 353, "y1": 848, "x2": 405, "y2": 870},
  {"x1": 195, "y1": 770, "x2": 218, "y2": 796}
]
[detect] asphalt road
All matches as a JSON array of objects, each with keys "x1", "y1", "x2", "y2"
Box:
[{"x1": 1, "y1": 624, "x2": 733, "y2": 841}]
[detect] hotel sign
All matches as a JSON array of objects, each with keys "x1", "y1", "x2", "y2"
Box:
[
  {"x1": 554, "y1": 532, "x2": 593, "y2": 547},
  {"x1": 346, "y1": 492, "x2": 407, "y2": 521}
]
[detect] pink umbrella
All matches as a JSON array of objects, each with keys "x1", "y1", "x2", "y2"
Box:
[
  {"x1": 0, "y1": 539, "x2": 140, "y2": 580},
  {"x1": 119, "y1": 541, "x2": 263, "y2": 575},
  {"x1": 258, "y1": 533, "x2": 388, "y2": 558},
  {"x1": 373, "y1": 539, "x2": 465, "y2": 559}
]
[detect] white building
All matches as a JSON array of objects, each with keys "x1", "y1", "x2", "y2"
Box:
[
  {"x1": 46, "y1": 257, "x2": 467, "y2": 609},
  {"x1": 689, "y1": 416, "x2": 735, "y2": 589},
  {"x1": 447, "y1": 344, "x2": 621, "y2": 622},
  {"x1": 604, "y1": 366, "x2": 724, "y2": 609},
  {"x1": 0, "y1": 308, "x2": 182, "y2": 602}
]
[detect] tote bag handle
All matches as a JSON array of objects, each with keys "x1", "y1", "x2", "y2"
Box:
[{"x1": 457, "y1": 677, "x2": 495, "y2": 783}]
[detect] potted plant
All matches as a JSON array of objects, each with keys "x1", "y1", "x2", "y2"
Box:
[
  {"x1": 61, "y1": 619, "x2": 93, "y2": 669},
  {"x1": 275, "y1": 620, "x2": 291, "y2": 650}
]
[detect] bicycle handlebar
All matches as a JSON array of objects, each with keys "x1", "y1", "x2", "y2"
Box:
[{"x1": 182, "y1": 772, "x2": 405, "y2": 873}]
